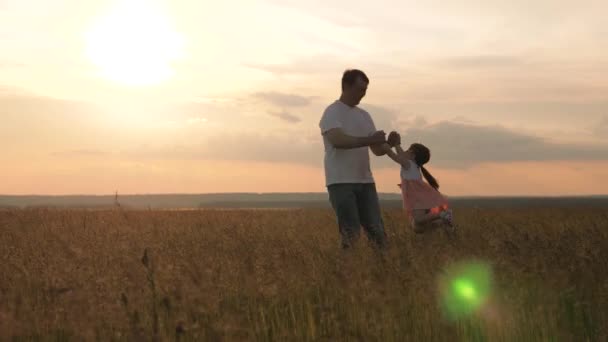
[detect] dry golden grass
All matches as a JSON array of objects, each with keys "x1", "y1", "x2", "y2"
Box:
[{"x1": 1, "y1": 207, "x2": 607, "y2": 341}]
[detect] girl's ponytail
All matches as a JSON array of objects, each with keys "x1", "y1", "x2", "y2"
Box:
[{"x1": 420, "y1": 165, "x2": 439, "y2": 190}]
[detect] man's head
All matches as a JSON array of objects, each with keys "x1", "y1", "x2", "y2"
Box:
[{"x1": 341, "y1": 69, "x2": 369, "y2": 106}]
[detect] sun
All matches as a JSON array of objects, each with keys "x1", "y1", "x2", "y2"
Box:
[{"x1": 85, "y1": 0, "x2": 185, "y2": 86}]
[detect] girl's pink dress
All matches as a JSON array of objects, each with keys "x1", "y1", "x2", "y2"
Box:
[{"x1": 398, "y1": 160, "x2": 449, "y2": 218}]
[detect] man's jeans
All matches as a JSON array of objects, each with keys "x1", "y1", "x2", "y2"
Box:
[{"x1": 327, "y1": 183, "x2": 387, "y2": 249}]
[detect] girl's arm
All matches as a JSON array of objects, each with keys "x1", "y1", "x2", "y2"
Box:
[
  {"x1": 395, "y1": 145, "x2": 415, "y2": 169},
  {"x1": 385, "y1": 148, "x2": 403, "y2": 165},
  {"x1": 386, "y1": 146, "x2": 412, "y2": 169}
]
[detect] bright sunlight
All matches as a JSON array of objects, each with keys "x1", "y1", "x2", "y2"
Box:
[{"x1": 84, "y1": 0, "x2": 185, "y2": 86}]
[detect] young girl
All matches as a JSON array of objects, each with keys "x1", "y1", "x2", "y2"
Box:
[{"x1": 385, "y1": 142, "x2": 454, "y2": 233}]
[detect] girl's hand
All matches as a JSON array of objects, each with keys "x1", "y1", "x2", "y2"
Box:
[{"x1": 387, "y1": 131, "x2": 401, "y2": 147}]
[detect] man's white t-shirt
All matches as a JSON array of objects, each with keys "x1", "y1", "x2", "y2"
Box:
[{"x1": 319, "y1": 100, "x2": 377, "y2": 186}]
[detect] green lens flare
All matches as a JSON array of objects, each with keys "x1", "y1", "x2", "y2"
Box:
[
  {"x1": 439, "y1": 261, "x2": 492, "y2": 320},
  {"x1": 454, "y1": 278, "x2": 478, "y2": 301}
]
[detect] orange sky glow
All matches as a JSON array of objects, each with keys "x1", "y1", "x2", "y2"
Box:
[{"x1": 1, "y1": 0, "x2": 607, "y2": 196}]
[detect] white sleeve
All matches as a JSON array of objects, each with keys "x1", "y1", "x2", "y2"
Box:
[{"x1": 319, "y1": 106, "x2": 341, "y2": 134}]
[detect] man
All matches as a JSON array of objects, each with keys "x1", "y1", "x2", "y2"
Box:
[{"x1": 319, "y1": 69, "x2": 400, "y2": 249}]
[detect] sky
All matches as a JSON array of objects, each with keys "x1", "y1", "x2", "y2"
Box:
[{"x1": 1, "y1": 0, "x2": 607, "y2": 196}]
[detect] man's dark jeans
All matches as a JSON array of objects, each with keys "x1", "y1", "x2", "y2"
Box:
[{"x1": 327, "y1": 183, "x2": 387, "y2": 249}]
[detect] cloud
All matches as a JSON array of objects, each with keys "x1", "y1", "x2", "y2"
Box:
[
  {"x1": 253, "y1": 91, "x2": 314, "y2": 107},
  {"x1": 245, "y1": 54, "x2": 349, "y2": 76},
  {"x1": 245, "y1": 54, "x2": 403, "y2": 82},
  {"x1": 173, "y1": 98, "x2": 246, "y2": 125},
  {"x1": 1, "y1": 91, "x2": 102, "y2": 144},
  {"x1": 262, "y1": 0, "x2": 461, "y2": 35},
  {"x1": 435, "y1": 55, "x2": 527, "y2": 68},
  {"x1": 7, "y1": 89, "x2": 604, "y2": 172},
  {"x1": 400, "y1": 120, "x2": 608, "y2": 168},
  {"x1": 125, "y1": 132, "x2": 324, "y2": 166},
  {"x1": 265, "y1": 0, "x2": 606, "y2": 33},
  {"x1": 268, "y1": 110, "x2": 301, "y2": 123},
  {"x1": 0, "y1": 86, "x2": 17, "y2": 94},
  {"x1": 185, "y1": 117, "x2": 208, "y2": 125},
  {"x1": 393, "y1": 115, "x2": 428, "y2": 129},
  {"x1": 0, "y1": 61, "x2": 25, "y2": 68},
  {"x1": 296, "y1": 31, "x2": 361, "y2": 53},
  {"x1": 122, "y1": 119, "x2": 608, "y2": 171},
  {"x1": 358, "y1": 104, "x2": 399, "y2": 132},
  {"x1": 51, "y1": 149, "x2": 108, "y2": 158},
  {"x1": 592, "y1": 116, "x2": 608, "y2": 138},
  {"x1": 0, "y1": 90, "x2": 97, "y2": 115}
]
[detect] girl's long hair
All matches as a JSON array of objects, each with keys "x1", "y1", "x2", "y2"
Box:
[
  {"x1": 420, "y1": 165, "x2": 439, "y2": 190},
  {"x1": 410, "y1": 143, "x2": 439, "y2": 190}
]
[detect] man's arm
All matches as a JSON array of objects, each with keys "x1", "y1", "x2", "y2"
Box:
[
  {"x1": 370, "y1": 130, "x2": 400, "y2": 156},
  {"x1": 324, "y1": 128, "x2": 385, "y2": 149},
  {"x1": 370, "y1": 143, "x2": 390, "y2": 156}
]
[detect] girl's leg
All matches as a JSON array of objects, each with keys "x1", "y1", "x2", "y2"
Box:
[
  {"x1": 411, "y1": 209, "x2": 444, "y2": 233},
  {"x1": 412, "y1": 209, "x2": 441, "y2": 224}
]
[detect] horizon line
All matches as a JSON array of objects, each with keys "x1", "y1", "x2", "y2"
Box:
[{"x1": 1, "y1": 192, "x2": 607, "y2": 198}]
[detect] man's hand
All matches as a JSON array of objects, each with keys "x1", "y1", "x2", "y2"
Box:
[
  {"x1": 368, "y1": 130, "x2": 387, "y2": 145},
  {"x1": 368, "y1": 130, "x2": 388, "y2": 156},
  {"x1": 387, "y1": 131, "x2": 400, "y2": 147}
]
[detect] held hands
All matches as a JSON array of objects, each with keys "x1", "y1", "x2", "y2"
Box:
[
  {"x1": 368, "y1": 130, "x2": 401, "y2": 147},
  {"x1": 387, "y1": 131, "x2": 401, "y2": 147},
  {"x1": 369, "y1": 130, "x2": 387, "y2": 145}
]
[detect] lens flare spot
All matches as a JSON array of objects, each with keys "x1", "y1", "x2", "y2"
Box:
[{"x1": 439, "y1": 261, "x2": 493, "y2": 320}]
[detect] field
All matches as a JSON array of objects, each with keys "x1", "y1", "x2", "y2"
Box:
[{"x1": 1, "y1": 207, "x2": 607, "y2": 341}]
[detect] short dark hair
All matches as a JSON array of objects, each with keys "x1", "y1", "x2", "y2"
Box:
[{"x1": 341, "y1": 69, "x2": 369, "y2": 91}]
